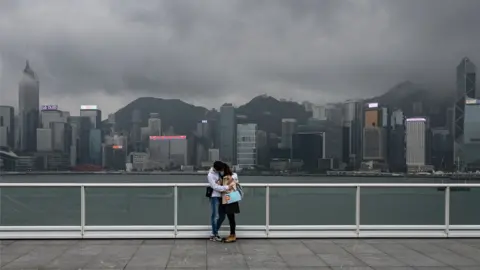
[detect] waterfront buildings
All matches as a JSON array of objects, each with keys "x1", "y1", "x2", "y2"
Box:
[
  {"x1": 219, "y1": 104, "x2": 236, "y2": 165},
  {"x1": 454, "y1": 57, "x2": 476, "y2": 169},
  {"x1": 388, "y1": 109, "x2": 407, "y2": 172},
  {"x1": 236, "y1": 123, "x2": 257, "y2": 168},
  {"x1": 342, "y1": 100, "x2": 363, "y2": 169},
  {"x1": 292, "y1": 131, "x2": 324, "y2": 171},
  {"x1": 405, "y1": 117, "x2": 430, "y2": 171},
  {"x1": 18, "y1": 61, "x2": 40, "y2": 152},
  {"x1": 463, "y1": 99, "x2": 480, "y2": 170},
  {"x1": 80, "y1": 105, "x2": 102, "y2": 129},
  {"x1": 148, "y1": 113, "x2": 161, "y2": 136},
  {"x1": 0, "y1": 106, "x2": 15, "y2": 149},
  {"x1": 280, "y1": 118, "x2": 297, "y2": 149},
  {"x1": 362, "y1": 103, "x2": 388, "y2": 165},
  {"x1": 149, "y1": 135, "x2": 188, "y2": 169},
  {"x1": 36, "y1": 128, "x2": 53, "y2": 152}
]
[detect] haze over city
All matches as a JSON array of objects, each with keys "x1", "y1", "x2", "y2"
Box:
[{"x1": 1, "y1": 0, "x2": 479, "y2": 115}]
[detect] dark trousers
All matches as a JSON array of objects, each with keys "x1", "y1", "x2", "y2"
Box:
[{"x1": 217, "y1": 202, "x2": 236, "y2": 235}]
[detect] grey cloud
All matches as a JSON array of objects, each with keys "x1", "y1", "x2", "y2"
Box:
[{"x1": 0, "y1": 0, "x2": 479, "y2": 110}]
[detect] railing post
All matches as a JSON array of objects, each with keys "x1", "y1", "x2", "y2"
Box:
[
  {"x1": 445, "y1": 186, "x2": 450, "y2": 238},
  {"x1": 265, "y1": 185, "x2": 270, "y2": 238},
  {"x1": 355, "y1": 185, "x2": 360, "y2": 237},
  {"x1": 80, "y1": 185, "x2": 85, "y2": 238},
  {"x1": 174, "y1": 185, "x2": 178, "y2": 237}
]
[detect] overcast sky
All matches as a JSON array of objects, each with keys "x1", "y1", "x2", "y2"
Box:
[{"x1": 0, "y1": 0, "x2": 479, "y2": 116}]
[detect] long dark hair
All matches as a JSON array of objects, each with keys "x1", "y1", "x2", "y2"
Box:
[{"x1": 223, "y1": 163, "x2": 233, "y2": 176}]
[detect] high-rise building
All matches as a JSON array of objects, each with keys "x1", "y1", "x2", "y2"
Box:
[
  {"x1": 280, "y1": 118, "x2": 297, "y2": 149},
  {"x1": 80, "y1": 105, "x2": 102, "y2": 129},
  {"x1": 149, "y1": 135, "x2": 188, "y2": 168},
  {"x1": 463, "y1": 99, "x2": 480, "y2": 170},
  {"x1": 36, "y1": 128, "x2": 52, "y2": 152},
  {"x1": 388, "y1": 109, "x2": 406, "y2": 172},
  {"x1": 68, "y1": 116, "x2": 92, "y2": 165},
  {"x1": 362, "y1": 103, "x2": 388, "y2": 162},
  {"x1": 292, "y1": 131, "x2": 325, "y2": 171},
  {"x1": 148, "y1": 113, "x2": 161, "y2": 136},
  {"x1": 40, "y1": 106, "x2": 65, "y2": 128},
  {"x1": 51, "y1": 122, "x2": 72, "y2": 153},
  {"x1": 405, "y1": 118, "x2": 430, "y2": 169},
  {"x1": 131, "y1": 109, "x2": 142, "y2": 151},
  {"x1": 89, "y1": 129, "x2": 102, "y2": 165},
  {"x1": 454, "y1": 57, "x2": 476, "y2": 169},
  {"x1": 220, "y1": 104, "x2": 236, "y2": 165},
  {"x1": 342, "y1": 100, "x2": 363, "y2": 169},
  {"x1": 236, "y1": 123, "x2": 257, "y2": 168},
  {"x1": 0, "y1": 106, "x2": 15, "y2": 149},
  {"x1": 18, "y1": 61, "x2": 40, "y2": 152}
]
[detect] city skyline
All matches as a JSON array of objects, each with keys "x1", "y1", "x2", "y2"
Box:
[{"x1": 1, "y1": 1, "x2": 480, "y2": 115}]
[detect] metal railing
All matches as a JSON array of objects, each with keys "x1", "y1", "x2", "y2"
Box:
[{"x1": 0, "y1": 182, "x2": 480, "y2": 239}]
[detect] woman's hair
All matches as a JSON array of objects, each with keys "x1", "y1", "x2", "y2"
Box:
[{"x1": 223, "y1": 163, "x2": 233, "y2": 176}]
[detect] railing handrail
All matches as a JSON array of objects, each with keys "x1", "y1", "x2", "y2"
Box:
[{"x1": 0, "y1": 182, "x2": 480, "y2": 187}]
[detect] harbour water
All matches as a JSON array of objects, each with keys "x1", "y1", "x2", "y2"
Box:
[{"x1": 1, "y1": 175, "x2": 479, "y2": 227}]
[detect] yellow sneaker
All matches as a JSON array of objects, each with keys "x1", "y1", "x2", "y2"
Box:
[{"x1": 224, "y1": 234, "x2": 236, "y2": 243}]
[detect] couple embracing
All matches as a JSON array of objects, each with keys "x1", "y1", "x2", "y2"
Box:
[{"x1": 206, "y1": 161, "x2": 242, "y2": 243}]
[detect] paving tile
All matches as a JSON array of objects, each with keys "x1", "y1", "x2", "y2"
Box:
[
  {"x1": 82, "y1": 245, "x2": 139, "y2": 269},
  {"x1": 207, "y1": 253, "x2": 247, "y2": 268},
  {"x1": 434, "y1": 241, "x2": 480, "y2": 263},
  {"x1": 414, "y1": 266, "x2": 456, "y2": 270},
  {"x1": 0, "y1": 239, "x2": 477, "y2": 269},
  {"x1": 303, "y1": 242, "x2": 349, "y2": 254},
  {"x1": 171, "y1": 243, "x2": 206, "y2": 256},
  {"x1": 2, "y1": 246, "x2": 69, "y2": 269},
  {"x1": 419, "y1": 252, "x2": 479, "y2": 267},
  {"x1": 280, "y1": 254, "x2": 327, "y2": 267},
  {"x1": 317, "y1": 253, "x2": 367, "y2": 267},
  {"x1": 274, "y1": 243, "x2": 314, "y2": 255},
  {"x1": 124, "y1": 246, "x2": 171, "y2": 269},
  {"x1": 330, "y1": 267, "x2": 373, "y2": 270},
  {"x1": 166, "y1": 253, "x2": 207, "y2": 268},
  {"x1": 354, "y1": 253, "x2": 406, "y2": 267},
  {"x1": 240, "y1": 243, "x2": 278, "y2": 255},
  {"x1": 338, "y1": 242, "x2": 384, "y2": 254},
  {"x1": 372, "y1": 243, "x2": 446, "y2": 267},
  {"x1": 244, "y1": 254, "x2": 288, "y2": 268}
]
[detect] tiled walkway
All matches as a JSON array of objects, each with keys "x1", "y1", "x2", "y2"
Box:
[{"x1": 1, "y1": 238, "x2": 480, "y2": 269}]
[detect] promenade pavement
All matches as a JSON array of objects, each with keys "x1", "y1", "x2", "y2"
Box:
[{"x1": 1, "y1": 238, "x2": 480, "y2": 269}]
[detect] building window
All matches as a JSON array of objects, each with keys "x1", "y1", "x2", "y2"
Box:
[{"x1": 0, "y1": 116, "x2": 3, "y2": 126}]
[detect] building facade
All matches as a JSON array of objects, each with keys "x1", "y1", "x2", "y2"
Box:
[
  {"x1": 280, "y1": 118, "x2": 297, "y2": 149},
  {"x1": 463, "y1": 99, "x2": 480, "y2": 170},
  {"x1": 454, "y1": 57, "x2": 476, "y2": 169},
  {"x1": 405, "y1": 118, "x2": 429, "y2": 168},
  {"x1": 80, "y1": 105, "x2": 102, "y2": 129},
  {"x1": 236, "y1": 123, "x2": 257, "y2": 168},
  {"x1": 18, "y1": 61, "x2": 40, "y2": 152},
  {"x1": 219, "y1": 104, "x2": 236, "y2": 165},
  {"x1": 0, "y1": 106, "x2": 15, "y2": 149}
]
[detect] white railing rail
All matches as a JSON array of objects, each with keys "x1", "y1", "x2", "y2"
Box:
[{"x1": 0, "y1": 183, "x2": 479, "y2": 239}]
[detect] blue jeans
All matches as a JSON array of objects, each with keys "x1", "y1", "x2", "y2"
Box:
[{"x1": 210, "y1": 197, "x2": 226, "y2": 236}]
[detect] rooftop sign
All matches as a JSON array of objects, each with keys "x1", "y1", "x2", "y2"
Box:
[
  {"x1": 367, "y1": 102, "x2": 379, "y2": 108},
  {"x1": 80, "y1": 105, "x2": 98, "y2": 110},
  {"x1": 41, "y1": 105, "x2": 58, "y2": 111},
  {"x1": 466, "y1": 99, "x2": 480, "y2": 105},
  {"x1": 406, "y1": 117, "x2": 427, "y2": 122},
  {"x1": 149, "y1": 135, "x2": 186, "y2": 140}
]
